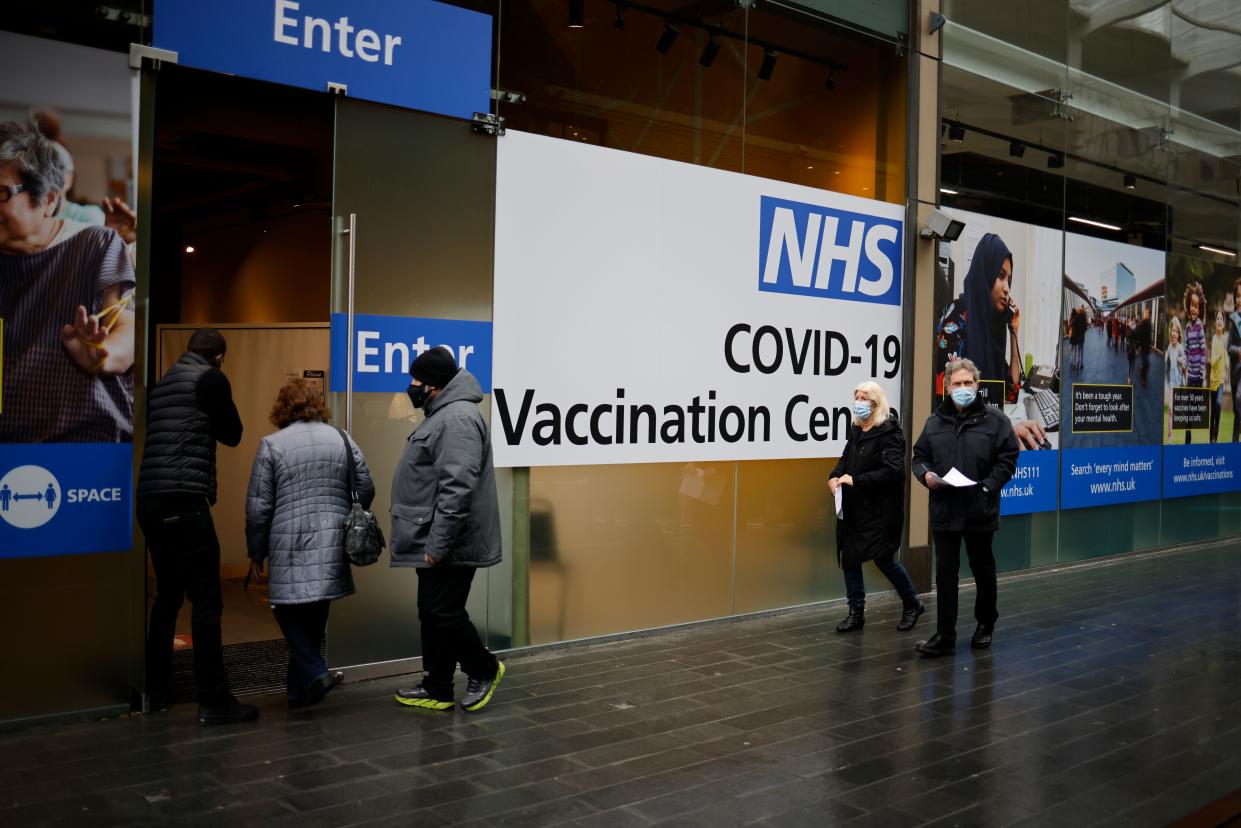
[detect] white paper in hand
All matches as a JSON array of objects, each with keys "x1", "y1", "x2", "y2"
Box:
[
  {"x1": 941, "y1": 467, "x2": 978, "y2": 488},
  {"x1": 834, "y1": 486, "x2": 844, "y2": 518}
]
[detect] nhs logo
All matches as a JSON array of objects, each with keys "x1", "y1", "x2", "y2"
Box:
[{"x1": 758, "y1": 196, "x2": 903, "y2": 306}]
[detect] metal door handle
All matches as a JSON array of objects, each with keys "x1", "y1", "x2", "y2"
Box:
[{"x1": 342, "y1": 213, "x2": 357, "y2": 432}]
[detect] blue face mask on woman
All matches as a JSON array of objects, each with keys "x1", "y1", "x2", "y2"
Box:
[
  {"x1": 853, "y1": 400, "x2": 873, "y2": 420},
  {"x1": 950, "y1": 386, "x2": 977, "y2": 408}
]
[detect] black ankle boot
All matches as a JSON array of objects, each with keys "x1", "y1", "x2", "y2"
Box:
[
  {"x1": 835, "y1": 607, "x2": 865, "y2": 633},
  {"x1": 896, "y1": 599, "x2": 925, "y2": 632}
]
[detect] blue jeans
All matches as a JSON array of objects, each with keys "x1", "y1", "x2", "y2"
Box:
[{"x1": 843, "y1": 555, "x2": 919, "y2": 610}]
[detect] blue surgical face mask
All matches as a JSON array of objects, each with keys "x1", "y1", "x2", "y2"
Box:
[
  {"x1": 853, "y1": 401, "x2": 873, "y2": 420},
  {"x1": 950, "y1": 386, "x2": 977, "y2": 408}
]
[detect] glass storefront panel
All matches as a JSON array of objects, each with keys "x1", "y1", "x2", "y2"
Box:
[
  {"x1": 734, "y1": 459, "x2": 841, "y2": 614},
  {"x1": 528, "y1": 462, "x2": 734, "y2": 644},
  {"x1": 740, "y1": 7, "x2": 906, "y2": 200},
  {"x1": 943, "y1": 0, "x2": 1070, "y2": 65},
  {"x1": 327, "y1": 99, "x2": 500, "y2": 667},
  {"x1": 496, "y1": 0, "x2": 746, "y2": 172}
]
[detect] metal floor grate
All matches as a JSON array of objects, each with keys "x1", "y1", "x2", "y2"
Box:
[{"x1": 171, "y1": 638, "x2": 324, "y2": 702}]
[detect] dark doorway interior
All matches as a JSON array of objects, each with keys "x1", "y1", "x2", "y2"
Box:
[{"x1": 147, "y1": 65, "x2": 335, "y2": 700}]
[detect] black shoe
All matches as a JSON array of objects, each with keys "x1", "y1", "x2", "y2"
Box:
[
  {"x1": 394, "y1": 683, "x2": 454, "y2": 711},
  {"x1": 896, "y1": 599, "x2": 925, "y2": 632},
  {"x1": 835, "y1": 608, "x2": 865, "y2": 633},
  {"x1": 916, "y1": 632, "x2": 956, "y2": 658},
  {"x1": 972, "y1": 623, "x2": 994, "y2": 650},
  {"x1": 461, "y1": 661, "x2": 506, "y2": 713},
  {"x1": 289, "y1": 673, "x2": 332, "y2": 710},
  {"x1": 197, "y1": 696, "x2": 259, "y2": 726}
]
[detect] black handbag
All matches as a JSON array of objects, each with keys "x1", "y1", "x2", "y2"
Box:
[{"x1": 336, "y1": 428, "x2": 386, "y2": 566}]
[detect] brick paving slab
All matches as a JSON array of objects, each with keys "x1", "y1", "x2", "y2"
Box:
[{"x1": 2, "y1": 541, "x2": 1239, "y2": 827}]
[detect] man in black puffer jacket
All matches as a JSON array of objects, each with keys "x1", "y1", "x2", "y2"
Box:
[
  {"x1": 912, "y1": 357, "x2": 1018, "y2": 658},
  {"x1": 136, "y1": 328, "x2": 256, "y2": 725}
]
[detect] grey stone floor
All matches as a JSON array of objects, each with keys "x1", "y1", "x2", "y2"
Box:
[{"x1": 3, "y1": 541, "x2": 1241, "y2": 827}]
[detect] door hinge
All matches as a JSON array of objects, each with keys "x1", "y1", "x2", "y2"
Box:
[{"x1": 471, "y1": 112, "x2": 506, "y2": 137}]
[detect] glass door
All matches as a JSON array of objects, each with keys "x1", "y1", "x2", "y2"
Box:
[{"x1": 327, "y1": 98, "x2": 507, "y2": 669}]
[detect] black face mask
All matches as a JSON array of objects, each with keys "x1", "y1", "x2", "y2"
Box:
[{"x1": 407, "y1": 384, "x2": 432, "y2": 409}]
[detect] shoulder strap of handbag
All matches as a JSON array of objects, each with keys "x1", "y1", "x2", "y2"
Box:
[{"x1": 335, "y1": 427, "x2": 358, "y2": 504}]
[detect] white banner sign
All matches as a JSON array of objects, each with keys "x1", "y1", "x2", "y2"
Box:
[{"x1": 492, "y1": 131, "x2": 906, "y2": 467}]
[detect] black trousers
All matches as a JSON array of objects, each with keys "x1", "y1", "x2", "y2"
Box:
[
  {"x1": 932, "y1": 530, "x2": 999, "y2": 639},
  {"x1": 417, "y1": 567, "x2": 497, "y2": 700},
  {"x1": 273, "y1": 601, "x2": 331, "y2": 702},
  {"x1": 138, "y1": 494, "x2": 230, "y2": 706}
]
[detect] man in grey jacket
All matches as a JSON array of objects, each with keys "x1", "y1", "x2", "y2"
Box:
[{"x1": 392, "y1": 347, "x2": 504, "y2": 712}]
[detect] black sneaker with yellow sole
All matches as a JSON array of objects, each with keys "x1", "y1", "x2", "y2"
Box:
[
  {"x1": 394, "y1": 684, "x2": 454, "y2": 711},
  {"x1": 461, "y1": 661, "x2": 505, "y2": 713}
]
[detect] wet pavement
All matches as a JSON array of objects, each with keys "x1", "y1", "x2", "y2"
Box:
[{"x1": 2, "y1": 540, "x2": 1240, "y2": 827}]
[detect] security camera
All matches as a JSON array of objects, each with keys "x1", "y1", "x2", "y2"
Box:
[{"x1": 920, "y1": 209, "x2": 965, "y2": 242}]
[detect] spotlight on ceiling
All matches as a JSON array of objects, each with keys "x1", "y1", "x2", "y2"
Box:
[
  {"x1": 699, "y1": 35, "x2": 720, "y2": 67},
  {"x1": 947, "y1": 123, "x2": 965, "y2": 142},
  {"x1": 825, "y1": 71, "x2": 837, "y2": 91},
  {"x1": 569, "y1": 0, "x2": 584, "y2": 28},
  {"x1": 1123, "y1": 173, "x2": 1136, "y2": 190},
  {"x1": 1009, "y1": 141, "x2": 1025, "y2": 158},
  {"x1": 612, "y1": 2, "x2": 624, "y2": 29},
  {"x1": 185, "y1": 245, "x2": 195, "y2": 254},
  {"x1": 1047, "y1": 153, "x2": 1064, "y2": 169},
  {"x1": 656, "y1": 22, "x2": 679, "y2": 54},
  {"x1": 758, "y1": 49, "x2": 777, "y2": 81}
]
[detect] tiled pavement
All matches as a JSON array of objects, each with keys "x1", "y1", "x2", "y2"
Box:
[{"x1": 3, "y1": 541, "x2": 1241, "y2": 827}]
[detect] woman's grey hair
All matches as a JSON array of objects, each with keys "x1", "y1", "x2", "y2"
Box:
[
  {"x1": 944, "y1": 357, "x2": 981, "y2": 383},
  {"x1": 0, "y1": 120, "x2": 67, "y2": 204}
]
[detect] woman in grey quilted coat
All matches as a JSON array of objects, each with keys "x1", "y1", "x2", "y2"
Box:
[{"x1": 245, "y1": 379, "x2": 374, "y2": 708}]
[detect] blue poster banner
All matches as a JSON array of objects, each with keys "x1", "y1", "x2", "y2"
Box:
[
  {"x1": 1162, "y1": 443, "x2": 1241, "y2": 499},
  {"x1": 329, "y1": 313, "x2": 493, "y2": 394},
  {"x1": 0, "y1": 443, "x2": 132, "y2": 558},
  {"x1": 1000, "y1": 450, "x2": 1059, "y2": 516},
  {"x1": 1060, "y1": 444, "x2": 1161, "y2": 510},
  {"x1": 154, "y1": 0, "x2": 492, "y2": 121}
]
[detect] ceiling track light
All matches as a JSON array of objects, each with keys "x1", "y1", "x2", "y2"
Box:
[
  {"x1": 758, "y1": 49, "x2": 777, "y2": 81},
  {"x1": 699, "y1": 34, "x2": 720, "y2": 67},
  {"x1": 612, "y1": 2, "x2": 624, "y2": 29},
  {"x1": 1047, "y1": 153, "x2": 1064, "y2": 169},
  {"x1": 1009, "y1": 141, "x2": 1025, "y2": 158},
  {"x1": 825, "y1": 71, "x2": 837, "y2": 91},
  {"x1": 1123, "y1": 173, "x2": 1136, "y2": 190},
  {"x1": 569, "y1": 0, "x2": 584, "y2": 28},
  {"x1": 1068, "y1": 216, "x2": 1122, "y2": 232},
  {"x1": 947, "y1": 122, "x2": 965, "y2": 142},
  {"x1": 1196, "y1": 243, "x2": 1237, "y2": 258},
  {"x1": 656, "y1": 22, "x2": 678, "y2": 54}
]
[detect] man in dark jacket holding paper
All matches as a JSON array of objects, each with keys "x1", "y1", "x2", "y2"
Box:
[
  {"x1": 391, "y1": 347, "x2": 504, "y2": 712},
  {"x1": 912, "y1": 357, "x2": 1019, "y2": 657}
]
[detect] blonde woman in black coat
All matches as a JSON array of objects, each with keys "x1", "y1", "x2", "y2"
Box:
[{"x1": 828, "y1": 381, "x2": 924, "y2": 633}]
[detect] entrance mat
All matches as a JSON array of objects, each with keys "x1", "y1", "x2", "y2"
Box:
[{"x1": 171, "y1": 638, "x2": 326, "y2": 702}]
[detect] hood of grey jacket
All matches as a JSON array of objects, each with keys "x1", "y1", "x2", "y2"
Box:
[{"x1": 390, "y1": 369, "x2": 502, "y2": 568}]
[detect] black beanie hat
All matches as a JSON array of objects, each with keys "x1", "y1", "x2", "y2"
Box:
[{"x1": 409, "y1": 346, "x2": 459, "y2": 388}]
